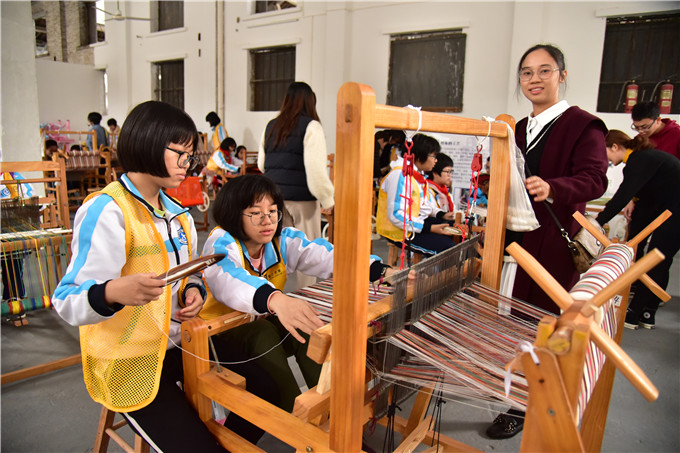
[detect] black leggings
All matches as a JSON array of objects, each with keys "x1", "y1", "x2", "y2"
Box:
[{"x1": 123, "y1": 323, "x2": 282, "y2": 452}]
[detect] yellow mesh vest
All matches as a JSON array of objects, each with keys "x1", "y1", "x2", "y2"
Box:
[
  {"x1": 79, "y1": 182, "x2": 193, "y2": 412},
  {"x1": 205, "y1": 155, "x2": 221, "y2": 173},
  {"x1": 201, "y1": 237, "x2": 287, "y2": 320},
  {"x1": 2, "y1": 173, "x2": 20, "y2": 198},
  {"x1": 376, "y1": 168, "x2": 422, "y2": 242}
]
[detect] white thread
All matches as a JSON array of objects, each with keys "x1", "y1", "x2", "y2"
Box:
[
  {"x1": 143, "y1": 305, "x2": 291, "y2": 366},
  {"x1": 403, "y1": 105, "x2": 423, "y2": 142},
  {"x1": 368, "y1": 367, "x2": 523, "y2": 416},
  {"x1": 476, "y1": 116, "x2": 494, "y2": 149},
  {"x1": 504, "y1": 340, "x2": 539, "y2": 397}
]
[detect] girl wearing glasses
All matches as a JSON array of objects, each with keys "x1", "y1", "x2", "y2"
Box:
[
  {"x1": 487, "y1": 44, "x2": 609, "y2": 440},
  {"x1": 202, "y1": 174, "x2": 390, "y2": 413},
  {"x1": 426, "y1": 152, "x2": 455, "y2": 213},
  {"x1": 52, "y1": 101, "x2": 276, "y2": 451}
]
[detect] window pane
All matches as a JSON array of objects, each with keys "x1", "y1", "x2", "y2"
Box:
[
  {"x1": 597, "y1": 13, "x2": 680, "y2": 114},
  {"x1": 153, "y1": 60, "x2": 184, "y2": 110},
  {"x1": 35, "y1": 16, "x2": 48, "y2": 57},
  {"x1": 152, "y1": 0, "x2": 184, "y2": 32},
  {"x1": 387, "y1": 31, "x2": 466, "y2": 112},
  {"x1": 255, "y1": 1, "x2": 297, "y2": 14},
  {"x1": 250, "y1": 46, "x2": 295, "y2": 111}
]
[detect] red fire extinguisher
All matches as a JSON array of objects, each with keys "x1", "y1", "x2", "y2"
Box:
[
  {"x1": 659, "y1": 82, "x2": 674, "y2": 114},
  {"x1": 624, "y1": 82, "x2": 639, "y2": 113}
]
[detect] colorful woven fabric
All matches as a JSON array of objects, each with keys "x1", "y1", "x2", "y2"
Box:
[{"x1": 571, "y1": 243, "x2": 633, "y2": 418}]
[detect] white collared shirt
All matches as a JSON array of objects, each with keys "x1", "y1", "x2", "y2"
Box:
[{"x1": 526, "y1": 100, "x2": 570, "y2": 146}]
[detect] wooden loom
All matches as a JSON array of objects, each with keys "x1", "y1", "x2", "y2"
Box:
[
  {"x1": 1, "y1": 160, "x2": 79, "y2": 383},
  {"x1": 180, "y1": 82, "x2": 663, "y2": 452},
  {"x1": 181, "y1": 82, "x2": 513, "y2": 451}
]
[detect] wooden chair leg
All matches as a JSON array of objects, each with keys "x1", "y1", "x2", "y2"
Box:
[
  {"x1": 94, "y1": 406, "x2": 115, "y2": 453},
  {"x1": 388, "y1": 243, "x2": 425, "y2": 267},
  {"x1": 388, "y1": 243, "x2": 399, "y2": 267},
  {"x1": 94, "y1": 405, "x2": 150, "y2": 453}
]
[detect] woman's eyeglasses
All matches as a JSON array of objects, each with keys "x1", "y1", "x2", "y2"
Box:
[
  {"x1": 242, "y1": 210, "x2": 282, "y2": 226},
  {"x1": 519, "y1": 66, "x2": 560, "y2": 82},
  {"x1": 166, "y1": 147, "x2": 199, "y2": 171}
]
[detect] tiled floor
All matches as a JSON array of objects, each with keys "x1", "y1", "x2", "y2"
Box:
[{"x1": 1, "y1": 207, "x2": 678, "y2": 452}]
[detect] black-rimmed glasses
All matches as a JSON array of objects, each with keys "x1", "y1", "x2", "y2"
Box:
[
  {"x1": 631, "y1": 118, "x2": 658, "y2": 133},
  {"x1": 519, "y1": 66, "x2": 560, "y2": 82},
  {"x1": 242, "y1": 210, "x2": 282, "y2": 226},
  {"x1": 166, "y1": 147, "x2": 199, "y2": 171}
]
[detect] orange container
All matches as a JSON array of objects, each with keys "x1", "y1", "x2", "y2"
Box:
[{"x1": 164, "y1": 176, "x2": 204, "y2": 207}]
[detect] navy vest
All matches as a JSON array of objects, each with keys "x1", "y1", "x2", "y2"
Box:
[{"x1": 263, "y1": 116, "x2": 315, "y2": 201}]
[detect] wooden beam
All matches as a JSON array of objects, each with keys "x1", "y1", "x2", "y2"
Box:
[
  {"x1": 330, "y1": 82, "x2": 376, "y2": 452},
  {"x1": 1, "y1": 353, "x2": 81, "y2": 385}
]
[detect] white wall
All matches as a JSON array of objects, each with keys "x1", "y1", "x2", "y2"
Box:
[
  {"x1": 36, "y1": 60, "x2": 105, "y2": 131},
  {"x1": 93, "y1": 0, "x2": 217, "y2": 134},
  {"x1": 505, "y1": 1, "x2": 680, "y2": 133},
  {"x1": 219, "y1": 0, "x2": 679, "y2": 154},
  {"x1": 86, "y1": 0, "x2": 680, "y2": 153},
  {"x1": 1, "y1": 1, "x2": 43, "y2": 161}
]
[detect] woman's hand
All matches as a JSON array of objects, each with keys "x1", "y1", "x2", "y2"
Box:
[
  {"x1": 383, "y1": 267, "x2": 416, "y2": 281},
  {"x1": 268, "y1": 292, "x2": 325, "y2": 343},
  {"x1": 105, "y1": 273, "x2": 165, "y2": 307},
  {"x1": 525, "y1": 176, "x2": 553, "y2": 202},
  {"x1": 442, "y1": 211, "x2": 455, "y2": 221},
  {"x1": 623, "y1": 200, "x2": 635, "y2": 221},
  {"x1": 176, "y1": 287, "x2": 205, "y2": 322},
  {"x1": 431, "y1": 223, "x2": 453, "y2": 235}
]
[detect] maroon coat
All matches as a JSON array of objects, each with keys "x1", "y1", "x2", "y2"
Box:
[{"x1": 512, "y1": 106, "x2": 608, "y2": 314}]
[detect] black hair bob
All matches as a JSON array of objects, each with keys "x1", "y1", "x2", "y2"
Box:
[
  {"x1": 213, "y1": 174, "x2": 286, "y2": 242},
  {"x1": 205, "y1": 111, "x2": 221, "y2": 127},
  {"x1": 430, "y1": 152, "x2": 453, "y2": 177},
  {"x1": 87, "y1": 112, "x2": 103, "y2": 124},
  {"x1": 117, "y1": 101, "x2": 198, "y2": 177},
  {"x1": 412, "y1": 133, "x2": 441, "y2": 164},
  {"x1": 220, "y1": 137, "x2": 237, "y2": 151}
]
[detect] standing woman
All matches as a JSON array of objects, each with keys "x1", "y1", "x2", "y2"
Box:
[
  {"x1": 205, "y1": 111, "x2": 228, "y2": 152},
  {"x1": 487, "y1": 44, "x2": 609, "y2": 439},
  {"x1": 596, "y1": 130, "x2": 680, "y2": 330},
  {"x1": 258, "y1": 82, "x2": 334, "y2": 288}
]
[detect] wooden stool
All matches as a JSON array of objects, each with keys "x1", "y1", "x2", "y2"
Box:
[
  {"x1": 94, "y1": 406, "x2": 150, "y2": 453},
  {"x1": 387, "y1": 242, "x2": 425, "y2": 267}
]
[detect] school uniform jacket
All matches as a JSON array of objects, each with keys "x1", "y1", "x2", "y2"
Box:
[
  {"x1": 206, "y1": 150, "x2": 240, "y2": 174},
  {"x1": 52, "y1": 174, "x2": 203, "y2": 346},
  {"x1": 377, "y1": 157, "x2": 443, "y2": 241},
  {"x1": 202, "y1": 226, "x2": 384, "y2": 316},
  {"x1": 210, "y1": 123, "x2": 228, "y2": 152}
]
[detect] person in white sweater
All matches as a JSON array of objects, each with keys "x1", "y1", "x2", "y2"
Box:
[{"x1": 258, "y1": 82, "x2": 334, "y2": 288}]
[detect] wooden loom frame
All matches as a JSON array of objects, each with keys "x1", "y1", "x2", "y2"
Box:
[
  {"x1": 328, "y1": 82, "x2": 514, "y2": 451},
  {"x1": 181, "y1": 81, "x2": 514, "y2": 452},
  {"x1": 181, "y1": 82, "x2": 664, "y2": 452},
  {"x1": 1, "y1": 160, "x2": 80, "y2": 383},
  {"x1": 1, "y1": 160, "x2": 71, "y2": 230}
]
